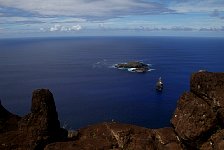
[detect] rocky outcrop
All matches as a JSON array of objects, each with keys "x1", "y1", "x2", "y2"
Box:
[
  {"x1": 0, "y1": 89, "x2": 67, "y2": 150},
  {"x1": 0, "y1": 72, "x2": 224, "y2": 150},
  {"x1": 45, "y1": 123, "x2": 182, "y2": 150},
  {"x1": 171, "y1": 92, "x2": 217, "y2": 147},
  {"x1": 190, "y1": 72, "x2": 224, "y2": 108},
  {"x1": 154, "y1": 127, "x2": 183, "y2": 150},
  {"x1": 171, "y1": 72, "x2": 224, "y2": 149},
  {"x1": 115, "y1": 61, "x2": 150, "y2": 73}
]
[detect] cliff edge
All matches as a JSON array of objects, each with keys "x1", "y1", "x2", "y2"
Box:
[
  {"x1": 0, "y1": 72, "x2": 224, "y2": 150},
  {"x1": 0, "y1": 89, "x2": 67, "y2": 150}
]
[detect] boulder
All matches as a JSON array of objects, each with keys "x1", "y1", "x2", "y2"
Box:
[
  {"x1": 171, "y1": 92, "x2": 217, "y2": 146},
  {"x1": 171, "y1": 72, "x2": 224, "y2": 148},
  {"x1": 190, "y1": 72, "x2": 224, "y2": 108}
]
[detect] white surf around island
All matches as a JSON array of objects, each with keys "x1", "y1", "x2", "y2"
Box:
[
  {"x1": 127, "y1": 68, "x2": 155, "y2": 72},
  {"x1": 128, "y1": 68, "x2": 137, "y2": 72},
  {"x1": 93, "y1": 61, "x2": 155, "y2": 73},
  {"x1": 112, "y1": 62, "x2": 155, "y2": 73}
]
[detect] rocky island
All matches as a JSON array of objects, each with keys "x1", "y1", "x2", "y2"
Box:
[
  {"x1": 0, "y1": 72, "x2": 224, "y2": 150},
  {"x1": 115, "y1": 61, "x2": 150, "y2": 73}
]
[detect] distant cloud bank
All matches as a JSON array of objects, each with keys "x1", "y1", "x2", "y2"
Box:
[
  {"x1": 0, "y1": 0, "x2": 224, "y2": 37},
  {"x1": 0, "y1": 0, "x2": 173, "y2": 19},
  {"x1": 49, "y1": 24, "x2": 82, "y2": 32}
]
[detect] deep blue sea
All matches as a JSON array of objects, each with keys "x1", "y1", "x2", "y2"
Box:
[{"x1": 0, "y1": 36, "x2": 223, "y2": 129}]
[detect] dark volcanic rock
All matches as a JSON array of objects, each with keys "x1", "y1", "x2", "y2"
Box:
[
  {"x1": 0, "y1": 101, "x2": 21, "y2": 133},
  {"x1": 1, "y1": 72, "x2": 224, "y2": 150},
  {"x1": 45, "y1": 123, "x2": 185, "y2": 150},
  {"x1": 0, "y1": 89, "x2": 67, "y2": 150},
  {"x1": 115, "y1": 61, "x2": 149, "y2": 73},
  {"x1": 171, "y1": 92, "x2": 217, "y2": 144},
  {"x1": 19, "y1": 89, "x2": 61, "y2": 134},
  {"x1": 200, "y1": 129, "x2": 224, "y2": 150},
  {"x1": 171, "y1": 72, "x2": 224, "y2": 148},
  {"x1": 45, "y1": 122, "x2": 157, "y2": 150},
  {"x1": 154, "y1": 127, "x2": 183, "y2": 150},
  {"x1": 45, "y1": 122, "x2": 186, "y2": 150},
  {"x1": 190, "y1": 72, "x2": 224, "y2": 108},
  {"x1": 217, "y1": 108, "x2": 224, "y2": 127}
]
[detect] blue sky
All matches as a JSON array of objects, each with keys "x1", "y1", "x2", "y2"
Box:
[{"x1": 0, "y1": 0, "x2": 224, "y2": 37}]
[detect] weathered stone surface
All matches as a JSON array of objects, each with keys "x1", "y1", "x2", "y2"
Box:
[
  {"x1": 45, "y1": 123, "x2": 184, "y2": 150},
  {"x1": 171, "y1": 92, "x2": 217, "y2": 144},
  {"x1": 19, "y1": 89, "x2": 61, "y2": 134},
  {"x1": 154, "y1": 127, "x2": 183, "y2": 150},
  {"x1": 190, "y1": 72, "x2": 224, "y2": 108},
  {"x1": 200, "y1": 129, "x2": 224, "y2": 150},
  {"x1": 217, "y1": 108, "x2": 224, "y2": 127},
  {"x1": 45, "y1": 122, "x2": 157, "y2": 150},
  {"x1": 1, "y1": 72, "x2": 224, "y2": 150},
  {"x1": 0, "y1": 89, "x2": 67, "y2": 150},
  {"x1": 108, "y1": 122, "x2": 156, "y2": 150},
  {"x1": 67, "y1": 130, "x2": 79, "y2": 140},
  {"x1": 171, "y1": 72, "x2": 224, "y2": 148}
]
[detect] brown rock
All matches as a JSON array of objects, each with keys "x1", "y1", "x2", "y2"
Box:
[
  {"x1": 217, "y1": 108, "x2": 224, "y2": 127},
  {"x1": 19, "y1": 89, "x2": 60, "y2": 133},
  {"x1": 200, "y1": 129, "x2": 224, "y2": 150},
  {"x1": 190, "y1": 72, "x2": 224, "y2": 108},
  {"x1": 154, "y1": 127, "x2": 183, "y2": 150},
  {"x1": 1, "y1": 72, "x2": 224, "y2": 150},
  {"x1": 0, "y1": 89, "x2": 67, "y2": 150},
  {"x1": 107, "y1": 122, "x2": 155, "y2": 150},
  {"x1": 45, "y1": 122, "x2": 156, "y2": 150},
  {"x1": 171, "y1": 92, "x2": 217, "y2": 145}
]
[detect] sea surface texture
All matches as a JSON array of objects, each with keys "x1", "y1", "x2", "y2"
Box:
[{"x1": 0, "y1": 36, "x2": 223, "y2": 129}]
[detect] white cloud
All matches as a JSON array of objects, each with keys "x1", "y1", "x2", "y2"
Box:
[
  {"x1": 170, "y1": 1, "x2": 224, "y2": 13},
  {"x1": 50, "y1": 24, "x2": 61, "y2": 31},
  {"x1": 39, "y1": 27, "x2": 45, "y2": 31},
  {"x1": 71, "y1": 25, "x2": 82, "y2": 31},
  {"x1": 49, "y1": 24, "x2": 82, "y2": 32},
  {"x1": 0, "y1": 0, "x2": 172, "y2": 18}
]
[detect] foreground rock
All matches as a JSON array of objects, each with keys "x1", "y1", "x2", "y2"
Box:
[
  {"x1": 171, "y1": 72, "x2": 224, "y2": 149},
  {"x1": 0, "y1": 72, "x2": 224, "y2": 149},
  {"x1": 190, "y1": 72, "x2": 224, "y2": 108},
  {"x1": 0, "y1": 101, "x2": 20, "y2": 133},
  {"x1": 0, "y1": 90, "x2": 183, "y2": 150},
  {"x1": 171, "y1": 92, "x2": 217, "y2": 147},
  {"x1": 115, "y1": 61, "x2": 150, "y2": 73},
  {"x1": 0, "y1": 89, "x2": 67, "y2": 150},
  {"x1": 45, "y1": 123, "x2": 182, "y2": 150}
]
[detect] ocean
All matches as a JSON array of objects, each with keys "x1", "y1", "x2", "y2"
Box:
[{"x1": 0, "y1": 36, "x2": 223, "y2": 129}]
